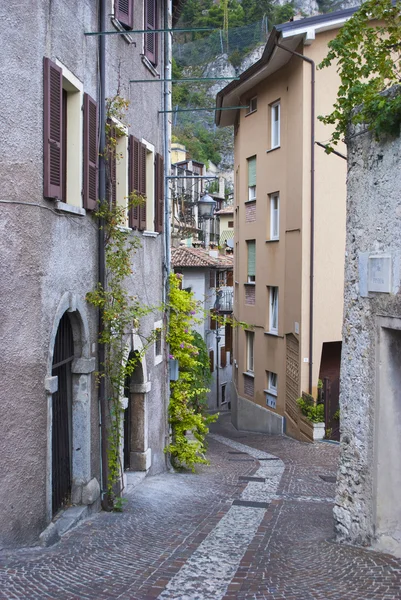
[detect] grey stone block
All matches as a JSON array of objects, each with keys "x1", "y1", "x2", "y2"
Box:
[
  {"x1": 39, "y1": 523, "x2": 60, "y2": 547},
  {"x1": 82, "y1": 478, "x2": 100, "y2": 505}
]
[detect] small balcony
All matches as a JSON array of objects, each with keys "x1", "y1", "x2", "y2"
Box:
[{"x1": 217, "y1": 289, "x2": 233, "y2": 313}]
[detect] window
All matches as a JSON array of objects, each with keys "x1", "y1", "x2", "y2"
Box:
[
  {"x1": 154, "y1": 320, "x2": 163, "y2": 365},
  {"x1": 270, "y1": 101, "x2": 280, "y2": 149},
  {"x1": 209, "y1": 349, "x2": 214, "y2": 373},
  {"x1": 247, "y1": 240, "x2": 256, "y2": 283},
  {"x1": 270, "y1": 193, "x2": 280, "y2": 240},
  {"x1": 228, "y1": 220, "x2": 234, "y2": 228},
  {"x1": 210, "y1": 270, "x2": 216, "y2": 288},
  {"x1": 269, "y1": 287, "x2": 279, "y2": 333},
  {"x1": 44, "y1": 58, "x2": 96, "y2": 210},
  {"x1": 267, "y1": 371, "x2": 278, "y2": 395},
  {"x1": 221, "y1": 383, "x2": 227, "y2": 404},
  {"x1": 114, "y1": 0, "x2": 134, "y2": 30},
  {"x1": 246, "y1": 331, "x2": 254, "y2": 373},
  {"x1": 144, "y1": 0, "x2": 158, "y2": 66},
  {"x1": 247, "y1": 156, "x2": 256, "y2": 201},
  {"x1": 246, "y1": 96, "x2": 257, "y2": 115},
  {"x1": 129, "y1": 138, "x2": 163, "y2": 232}
]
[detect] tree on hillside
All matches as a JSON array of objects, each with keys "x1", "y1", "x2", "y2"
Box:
[{"x1": 319, "y1": 0, "x2": 401, "y2": 148}]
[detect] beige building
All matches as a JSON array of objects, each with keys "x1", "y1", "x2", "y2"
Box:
[{"x1": 216, "y1": 9, "x2": 353, "y2": 441}]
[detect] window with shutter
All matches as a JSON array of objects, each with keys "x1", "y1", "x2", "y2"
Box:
[
  {"x1": 209, "y1": 270, "x2": 216, "y2": 288},
  {"x1": 247, "y1": 156, "x2": 256, "y2": 201},
  {"x1": 209, "y1": 349, "x2": 214, "y2": 373},
  {"x1": 154, "y1": 153, "x2": 164, "y2": 233},
  {"x1": 270, "y1": 193, "x2": 279, "y2": 240},
  {"x1": 247, "y1": 240, "x2": 256, "y2": 282},
  {"x1": 43, "y1": 57, "x2": 63, "y2": 200},
  {"x1": 225, "y1": 321, "x2": 233, "y2": 353},
  {"x1": 145, "y1": 0, "x2": 158, "y2": 66},
  {"x1": 210, "y1": 309, "x2": 217, "y2": 331},
  {"x1": 83, "y1": 94, "x2": 98, "y2": 211},
  {"x1": 139, "y1": 143, "x2": 147, "y2": 230},
  {"x1": 115, "y1": 0, "x2": 134, "y2": 29},
  {"x1": 226, "y1": 270, "x2": 233, "y2": 287},
  {"x1": 220, "y1": 346, "x2": 227, "y2": 368},
  {"x1": 107, "y1": 121, "x2": 117, "y2": 207},
  {"x1": 129, "y1": 135, "x2": 140, "y2": 228}
]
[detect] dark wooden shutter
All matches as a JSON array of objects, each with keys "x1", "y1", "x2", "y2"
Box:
[
  {"x1": 225, "y1": 321, "x2": 233, "y2": 353},
  {"x1": 115, "y1": 0, "x2": 133, "y2": 29},
  {"x1": 139, "y1": 142, "x2": 147, "y2": 230},
  {"x1": 83, "y1": 93, "x2": 98, "y2": 211},
  {"x1": 220, "y1": 346, "x2": 227, "y2": 368},
  {"x1": 145, "y1": 0, "x2": 158, "y2": 66},
  {"x1": 154, "y1": 152, "x2": 164, "y2": 233},
  {"x1": 226, "y1": 269, "x2": 233, "y2": 286},
  {"x1": 43, "y1": 57, "x2": 63, "y2": 200},
  {"x1": 129, "y1": 135, "x2": 140, "y2": 228},
  {"x1": 209, "y1": 350, "x2": 214, "y2": 373},
  {"x1": 210, "y1": 309, "x2": 217, "y2": 331}
]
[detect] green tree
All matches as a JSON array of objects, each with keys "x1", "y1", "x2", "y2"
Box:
[{"x1": 319, "y1": 0, "x2": 401, "y2": 148}]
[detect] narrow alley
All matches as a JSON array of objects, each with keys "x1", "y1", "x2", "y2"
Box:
[{"x1": 1, "y1": 415, "x2": 400, "y2": 600}]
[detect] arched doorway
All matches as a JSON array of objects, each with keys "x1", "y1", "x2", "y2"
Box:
[
  {"x1": 123, "y1": 351, "x2": 144, "y2": 471},
  {"x1": 51, "y1": 312, "x2": 74, "y2": 515}
]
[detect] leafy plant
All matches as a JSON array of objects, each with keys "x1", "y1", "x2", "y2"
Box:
[
  {"x1": 166, "y1": 274, "x2": 217, "y2": 471},
  {"x1": 333, "y1": 408, "x2": 340, "y2": 421},
  {"x1": 318, "y1": 0, "x2": 401, "y2": 148},
  {"x1": 297, "y1": 396, "x2": 325, "y2": 423}
]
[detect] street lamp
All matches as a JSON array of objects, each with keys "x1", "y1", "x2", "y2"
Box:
[{"x1": 198, "y1": 193, "x2": 216, "y2": 248}]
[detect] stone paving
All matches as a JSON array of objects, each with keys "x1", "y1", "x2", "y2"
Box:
[{"x1": 1, "y1": 414, "x2": 401, "y2": 599}]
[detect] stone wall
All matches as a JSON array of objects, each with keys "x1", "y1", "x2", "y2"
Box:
[
  {"x1": 0, "y1": 0, "x2": 167, "y2": 548},
  {"x1": 334, "y1": 88, "x2": 401, "y2": 558}
]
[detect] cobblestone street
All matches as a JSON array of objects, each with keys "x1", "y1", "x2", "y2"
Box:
[{"x1": 1, "y1": 414, "x2": 401, "y2": 600}]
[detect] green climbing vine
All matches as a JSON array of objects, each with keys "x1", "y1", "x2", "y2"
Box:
[
  {"x1": 166, "y1": 273, "x2": 217, "y2": 472},
  {"x1": 318, "y1": 0, "x2": 401, "y2": 148},
  {"x1": 86, "y1": 95, "x2": 151, "y2": 510}
]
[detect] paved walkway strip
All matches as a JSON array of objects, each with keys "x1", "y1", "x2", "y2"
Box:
[{"x1": 158, "y1": 435, "x2": 285, "y2": 600}]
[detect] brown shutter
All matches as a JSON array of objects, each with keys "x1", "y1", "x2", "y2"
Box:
[
  {"x1": 210, "y1": 309, "x2": 217, "y2": 331},
  {"x1": 154, "y1": 152, "x2": 164, "y2": 233},
  {"x1": 209, "y1": 270, "x2": 215, "y2": 288},
  {"x1": 225, "y1": 321, "x2": 232, "y2": 353},
  {"x1": 83, "y1": 93, "x2": 98, "y2": 211},
  {"x1": 145, "y1": 0, "x2": 158, "y2": 66},
  {"x1": 209, "y1": 350, "x2": 214, "y2": 373},
  {"x1": 129, "y1": 135, "x2": 140, "y2": 228},
  {"x1": 139, "y1": 142, "x2": 147, "y2": 230},
  {"x1": 43, "y1": 57, "x2": 63, "y2": 200},
  {"x1": 220, "y1": 346, "x2": 227, "y2": 368},
  {"x1": 115, "y1": 0, "x2": 133, "y2": 29},
  {"x1": 226, "y1": 269, "x2": 233, "y2": 286}
]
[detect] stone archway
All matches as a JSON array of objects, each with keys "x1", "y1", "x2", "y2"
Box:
[
  {"x1": 44, "y1": 293, "x2": 98, "y2": 523},
  {"x1": 121, "y1": 332, "x2": 152, "y2": 476}
]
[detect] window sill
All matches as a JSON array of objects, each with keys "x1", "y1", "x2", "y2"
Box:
[
  {"x1": 141, "y1": 55, "x2": 160, "y2": 77},
  {"x1": 118, "y1": 225, "x2": 132, "y2": 233},
  {"x1": 266, "y1": 238, "x2": 279, "y2": 243},
  {"x1": 264, "y1": 388, "x2": 277, "y2": 397},
  {"x1": 154, "y1": 354, "x2": 163, "y2": 366},
  {"x1": 244, "y1": 281, "x2": 255, "y2": 286},
  {"x1": 266, "y1": 146, "x2": 280, "y2": 154},
  {"x1": 143, "y1": 230, "x2": 159, "y2": 238},
  {"x1": 245, "y1": 199, "x2": 256, "y2": 204},
  {"x1": 245, "y1": 110, "x2": 257, "y2": 117},
  {"x1": 264, "y1": 331, "x2": 284, "y2": 339},
  {"x1": 111, "y1": 17, "x2": 135, "y2": 44},
  {"x1": 55, "y1": 201, "x2": 86, "y2": 216},
  {"x1": 243, "y1": 371, "x2": 254, "y2": 378}
]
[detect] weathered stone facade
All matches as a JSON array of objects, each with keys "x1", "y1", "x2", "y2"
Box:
[
  {"x1": 335, "y1": 87, "x2": 401, "y2": 558},
  {"x1": 0, "y1": 0, "x2": 169, "y2": 549}
]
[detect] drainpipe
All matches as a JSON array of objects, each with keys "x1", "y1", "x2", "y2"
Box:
[
  {"x1": 98, "y1": 0, "x2": 108, "y2": 506},
  {"x1": 275, "y1": 41, "x2": 315, "y2": 395},
  {"x1": 163, "y1": 0, "x2": 172, "y2": 463}
]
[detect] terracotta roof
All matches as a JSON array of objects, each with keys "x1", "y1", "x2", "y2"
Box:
[
  {"x1": 215, "y1": 206, "x2": 234, "y2": 215},
  {"x1": 171, "y1": 246, "x2": 233, "y2": 269}
]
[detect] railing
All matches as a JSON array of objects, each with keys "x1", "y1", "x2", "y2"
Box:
[{"x1": 218, "y1": 289, "x2": 233, "y2": 312}]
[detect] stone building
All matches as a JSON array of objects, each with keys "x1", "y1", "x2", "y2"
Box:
[
  {"x1": 334, "y1": 87, "x2": 401, "y2": 559},
  {"x1": 215, "y1": 9, "x2": 353, "y2": 440},
  {"x1": 0, "y1": 0, "x2": 184, "y2": 549}
]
